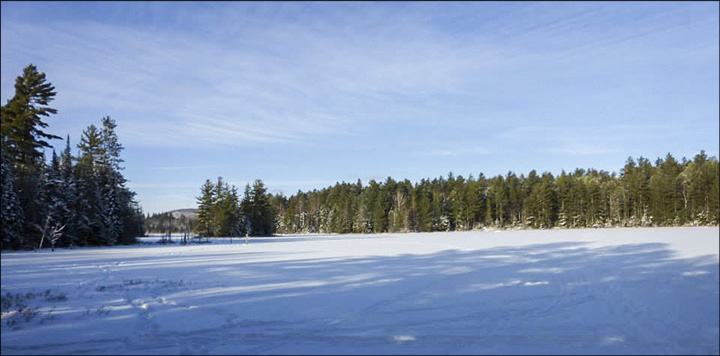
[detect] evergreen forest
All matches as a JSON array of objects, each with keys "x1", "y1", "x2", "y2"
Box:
[
  {"x1": 193, "y1": 178, "x2": 277, "y2": 237},
  {"x1": 270, "y1": 154, "x2": 719, "y2": 234},
  {"x1": 1, "y1": 64, "x2": 145, "y2": 250},
  {"x1": 192, "y1": 151, "x2": 718, "y2": 237}
]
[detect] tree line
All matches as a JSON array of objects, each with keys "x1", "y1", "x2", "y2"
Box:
[
  {"x1": 194, "y1": 178, "x2": 277, "y2": 237},
  {"x1": 1, "y1": 64, "x2": 145, "y2": 250},
  {"x1": 271, "y1": 152, "x2": 719, "y2": 234},
  {"x1": 144, "y1": 211, "x2": 195, "y2": 234}
]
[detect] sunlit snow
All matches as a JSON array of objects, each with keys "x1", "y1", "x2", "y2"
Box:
[{"x1": 2, "y1": 227, "x2": 718, "y2": 354}]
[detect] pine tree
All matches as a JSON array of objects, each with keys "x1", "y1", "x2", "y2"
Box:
[
  {"x1": 101, "y1": 181, "x2": 121, "y2": 245},
  {"x1": 98, "y1": 116, "x2": 128, "y2": 245},
  {"x1": 58, "y1": 135, "x2": 79, "y2": 246},
  {"x1": 524, "y1": 170, "x2": 542, "y2": 227},
  {"x1": 389, "y1": 181, "x2": 410, "y2": 232},
  {"x1": 116, "y1": 187, "x2": 141, "y2": 245},
  {"x1": 353, "y1": 190, "x2": 372, "y2": 233},
  {"x1": 538, "y1": 172, "x2": 557, "y2": 228},
  {"x1": 414, "y1": 182, "x2": 432, "y2": 232},
  {"x1": 75, "y1": 124, "x2": 104, "y2": 245},
  {"x1": 474, "y1": 174, "x2": 488, "y2": 228},
  {"x1": 195, "y1": 180, "x2": 215, "y2": 237},
  {"x1": 371, "y1": 179, "x2": 390, "y2": 233},
  {"x1": 213, "y1": 177, "x2": 225, "y2": 236},
  {"x1": 620, "y1": 158, "x2": 639, "y2": 225},
  {"x1": 211, "y1": 178, "x2": 240, "y2": 237},
  {"x1": 605, "y1": 174, "x2": 623, "y2": 226},
  {"x1": 250, "y1": 179, "x2": 276, "y2": 236},
  {"x1": 650, "y1": 154, "x2": 682, "y2": 226},
  {"x1": 0, "y1": 64, "x2": 60, "y2": 172},
  {"x1": 1, "y1": 140, "x2": 24, "y2": 249},
  {"x1": 233, "y1": 179, "x2": 279, "y2": 236},
  {"x1": 25, "y1": 158, "x2": 53, "y2": 248},
  {"x1": 680, "y1": 151, "x2": 716, "y2": 224},
  {"x1": 636, "y1": 157, "x2": 653, "y2": 226},
  {"x1": 42, "y1": 151, "x2": 65, "y2": 234},
  {"x1": 583, "y1": 172, "x2": 603, "y2": 227},
  {"x1": 240, "y1": 183, "x2": 253, "y2": 234},
  {"x1": 100, "y1": 116, "x2": 125, "y2": 175}
]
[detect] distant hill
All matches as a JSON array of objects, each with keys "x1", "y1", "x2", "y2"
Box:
[
  {"x1": 145, "y1": 208, "x2": 198, "y2": 233},
  {"x1": 168, "y1": 208, "x2": 198, "y2": 220}
]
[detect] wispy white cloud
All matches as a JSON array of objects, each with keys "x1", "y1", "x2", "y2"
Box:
[
  {"x1": 2, "y1": 2, "x2": 716, "y2": 213},
  {"x1": 2, "y1": 2, "x2": 715, "y2": 150},
  {"x1": 0, "y1": 7, "x2": 503, "y2": 148}
]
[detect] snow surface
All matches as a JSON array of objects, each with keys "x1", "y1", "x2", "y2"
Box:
[{"x1": 2, "y1": 227, "x2": 718, "y2": 355}]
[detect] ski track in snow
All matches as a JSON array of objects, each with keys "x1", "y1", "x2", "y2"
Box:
[{"x1": 1, "y1": 227, "x2": 718, "y2": 355}]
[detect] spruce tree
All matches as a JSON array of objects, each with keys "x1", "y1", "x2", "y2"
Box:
[
  {"x1": 59, "y1": 136, "x2": 79, "y2": 246},
  {"x1": 43, "y1": 151, "x2": 65, "y2": 232},
  {"x1": 650, "y1": 154, "x2": 682, "y2": 226},
  {"x1": 75, "y1": 124, "x2": 104, "y2": 245},
  {"x1": 240, "y1": 183, "x2": 253, "y2": 234},
  {"x1": 101, "y1": 182, "x2": 121, "y2": 245},
  {"x1": 195, "y1": 180, "x2": 215, "y2": 237},
  {"x1": 250, "y1": 179, "x2": 276, "y2": 236},
  {"x1": 1, "y1": 141, "x2": 24, "y2": 249},
  {"x1": 97, "y1": 116, "x2": 129, "y2": 245},
  {"x1": 414, "y1": 183, "x2": 432, "y2": 232},
  {"x1": 100, "y1": 116, "x2": 125, "y2": 175}
]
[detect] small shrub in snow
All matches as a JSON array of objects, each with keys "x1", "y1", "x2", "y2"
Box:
[
  {"x1": 44, "y1": 290, "x2": 67, "y2": 301},
  {"x1": 4, "y1": 306, "x2": 39, "y2": 326},
  {"x1": 1, "y1": 290, "x2": 67, "y2": 329}
]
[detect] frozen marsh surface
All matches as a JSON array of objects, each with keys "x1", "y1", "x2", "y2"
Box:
[{"x1": 1, "y1": 227, "x2": 718, "y2": 354}]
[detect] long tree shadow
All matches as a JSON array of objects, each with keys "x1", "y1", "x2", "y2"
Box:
[
  {"x1": 151, "y1": 241, "x2": 719, "y2": 354},
  {"x1": 2, "y1": 239, "x2": 718, "y2": 355}
]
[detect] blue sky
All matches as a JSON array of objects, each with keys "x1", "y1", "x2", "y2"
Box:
[{"x1": 2, "y1": 2, "x2": 718, "y2": 214}]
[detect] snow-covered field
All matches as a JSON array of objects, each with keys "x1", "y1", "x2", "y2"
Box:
[{"x1": 2, "y1": 227, "x2": 718, "y2": 355}]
